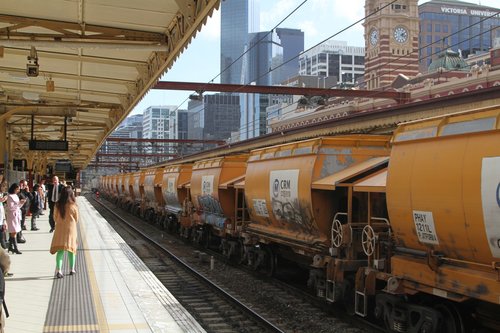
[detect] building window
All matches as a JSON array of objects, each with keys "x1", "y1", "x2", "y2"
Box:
[{"x1": 341, "y1": 55, "x2": 352, "y2": 64}]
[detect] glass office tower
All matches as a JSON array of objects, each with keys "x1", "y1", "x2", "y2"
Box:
[
  {"x1": 220, "y1": 0, "x2": 259, "y2": 84},
  {"x1": 275, "y1": 28, "x2": 305, "y2": 83}
]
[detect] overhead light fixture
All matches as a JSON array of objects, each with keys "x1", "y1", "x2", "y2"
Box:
[
  {"x1": 46, "y1": 76, "x2": 54, "y2": 92},
  {"x1": 22, "y1": 91, "x2": 40, "y2": 101},
  {"x1": 26, "y1": 46, "x2": 39, "y2": 77}
]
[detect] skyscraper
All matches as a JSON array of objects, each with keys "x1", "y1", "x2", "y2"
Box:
[
  {"x1": 275, "y1": 28, "x2": 305, "y2": 83},
  {"x1": 240, "y1": 31, "x2": 281, "y2": 140},
  {"x1": 220, "y1": 0, "x2": 259, "y2": 84},
  {"x1": 187, "y1": 94, "x2": 240, "y2": 141}
]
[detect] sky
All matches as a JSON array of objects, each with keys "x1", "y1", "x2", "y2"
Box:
[{"x1": 131, "y1": 0, "x2": 499, "y2": 115}]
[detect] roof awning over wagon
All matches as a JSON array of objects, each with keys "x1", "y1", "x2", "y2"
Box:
[{"x1": 311, "y1": 156, "x2": 389, "y2": 190}]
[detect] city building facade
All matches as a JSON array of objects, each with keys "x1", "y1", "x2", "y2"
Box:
[
  {"x1": 364, "y1": 0, "x2": 420, "y2": 89},
  {"x1": 187, "y1": 94, "x2": 240, "y2": 141},
  {"x1": 142, "y1": 106, "x2": 176, "y2": 139},
  {"x1": 112, "y1": 114, "x2": 143, "y2": 139},
  {"x1": 299, "y1": 40, "x2": 365, "y2": 87},
  {"x1": 419, "y1": 0, "x2": 500, "y2": 72}
]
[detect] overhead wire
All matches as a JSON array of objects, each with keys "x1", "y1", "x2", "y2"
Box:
[
  {"x1": 251, "y1": 13, "x2": 500, "y2": 130},
  {"x1": 158, "y1": 0, "x2": 310, "y2": 117},
  {"x1": 237, "y1": 7, "x2": 500, "y2": 134},
  {"x1": 362, "y1": 10, "x2": 500, "y2": 93},
  {"x1": 150, "y1": 1, "x2": 498, "y2": 150},
  {"x1": 234, "y1": 0, "x2": 400, "y2": 135},
  {"x1": 159, "y1": 0, "x2": 312, "y2": 144}
]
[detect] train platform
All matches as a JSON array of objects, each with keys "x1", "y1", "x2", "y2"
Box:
[{"x1": 4, "y1": 196, "x2": 205, "y2": 333}]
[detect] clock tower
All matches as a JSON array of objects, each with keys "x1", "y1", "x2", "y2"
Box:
[{"x1": 363, "y1": 0, "x2": 419, "y2": 89}]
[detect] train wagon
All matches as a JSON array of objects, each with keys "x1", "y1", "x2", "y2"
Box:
[
  {"x1": 160, "y1": 164, "x2": 192, "y2": 232},
  {"x1": 100, "y1": 175, "x2": 109, "y2": 197},
  {"x1": 142, "y1": 168, "x2": 165, "y2": 223},
  {"x1": 189, "y1": 155, "x2": 248, "y2": 250},
  {"x1": 130, "y1": 170, "x2": 146, "y2": 216},
  {"x1": 243, "y1": 135, "x2": 391, "y2": 280},
  {"x1": 119, "y1": 172, "x2": 132, "y2": 209},
  {"x1": 96, "y1": 106, "x2": 500, "y2": 333},
  {"x1": 116, "y1": 173, "x2": 128, "y2": 206},
  {"x1": 356, "y1": 106, "x2": 500, "y2": 332},
  {"x1": 109, "y1": 174, "x2": 120, "y2": 203}
]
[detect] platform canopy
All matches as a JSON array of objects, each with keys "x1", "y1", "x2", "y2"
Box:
[{"x1": 0, "y1": 0, "x2": 219, "y2": 172}]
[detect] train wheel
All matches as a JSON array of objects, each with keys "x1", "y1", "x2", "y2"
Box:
[
  {"x1": 202, "y1": 228, "x2": 212, "y2": 249},
  {"x1": 362, "y1": 225, "x2": 376, "y2": 256},
  {"x1": 435, "y1": 303, "x2": 465, "y2": 333},
  {"x1": 261, "y1": 246, "x2": 276, "y2": 277},
  {"x1": 331, "y1": 219, "x2": 343, "y2": 248},
  {"x1": 230, "y1": 240, "x2": 243, "y2": 264}
]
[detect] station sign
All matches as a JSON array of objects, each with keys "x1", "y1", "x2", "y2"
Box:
[{"x1": 29, "y1": 140, "x2": 68, "y2": 151}]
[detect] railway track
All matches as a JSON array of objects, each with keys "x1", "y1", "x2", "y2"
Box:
[{"x1": 88, "y1": 194, "x2": 380, "y2": 333}]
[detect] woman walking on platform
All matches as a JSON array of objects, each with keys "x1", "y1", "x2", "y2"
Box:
[
  {"x1": 0, "y1": 180, "x2": 8, "y2": 250},
  {"x1": 5, "y1": 184, "x2": 26, "y2": 254},
  {"x1": 50, "y1": 186, "x2": 78, "y2": 279}
]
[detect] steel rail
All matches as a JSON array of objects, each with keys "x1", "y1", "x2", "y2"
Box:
[{"x1": 90, "y1": 195, "x2": 286, "y2": 333}]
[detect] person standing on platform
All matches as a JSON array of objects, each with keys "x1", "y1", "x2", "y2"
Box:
[
  {"x1": 29, "y1": 184, "x2": 42, "y2": 231},
  {"x1": 5, "y1": 183, "x2": 26, "y2": 255},
  {"x1": 50, "y1": 186, "x2": 78, "y2": 278},
  {"x1": 0, "y1": 193, "x2": 7, "y2": 250},
  {"x1": 17, "y1": 180, "x2": 32, "y2": 243},
  {"x1": 0, "y1": 180, "x2": 7, "y2": 249},
  {"x1": 39, "y1": 178, "x2": 46, "y2": 214},
  {"x1": 47, "y1": 176, "x2": 64, "y2": 233}
]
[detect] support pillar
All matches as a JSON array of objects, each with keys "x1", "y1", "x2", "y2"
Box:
[
  {"x1": 26, "y1": 152, "x2": 35, "y2": 187},
  {"x1": 0, "y1": 119, "x2": 6, "y2": 174}
]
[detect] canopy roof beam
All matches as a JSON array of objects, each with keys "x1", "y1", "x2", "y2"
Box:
[{"x1": 0, "y1": 14, "x2": 167, "y2": 43}]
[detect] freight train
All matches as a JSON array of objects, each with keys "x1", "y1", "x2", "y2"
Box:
[{"x1": 99, "y1": 106, "x2": 500, "y2": 333}]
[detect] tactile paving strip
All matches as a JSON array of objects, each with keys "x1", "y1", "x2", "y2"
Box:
[{"x1": 43, "y1": 224, "x2": 99, "y2": 333}]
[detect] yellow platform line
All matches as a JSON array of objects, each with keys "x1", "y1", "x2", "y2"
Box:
[
  {"x1": 43, "y1": 324, "x2": 99, "y2": 332},
  {"x1": 78, "y1": 212, "x2": 110, "y2": 333}
]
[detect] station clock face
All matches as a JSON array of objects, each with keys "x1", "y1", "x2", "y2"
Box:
[
  {"x1": 369, "y1": 28, "x2": 378, "y2": 46},
  {"x1": 393, "y1": 26, "x2": 408, "y2": 43}
]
